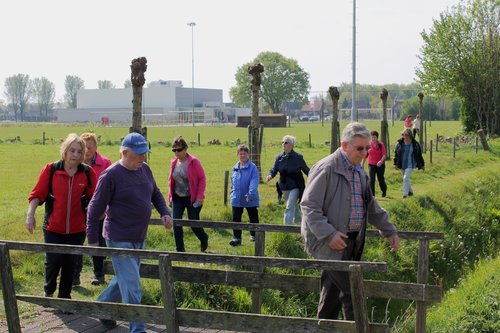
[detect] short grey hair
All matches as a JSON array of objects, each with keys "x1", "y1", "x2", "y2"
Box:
[
  {"x1": 282, "y1": 135, "x2": 296, "y2": 146},
  {"x1": 341, "y1": 122, "x2": 370, "y2": 143}
]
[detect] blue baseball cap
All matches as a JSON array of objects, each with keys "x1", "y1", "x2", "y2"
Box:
[{"x1": 121, "y1": 133, "x2": 150, "y2": 154}]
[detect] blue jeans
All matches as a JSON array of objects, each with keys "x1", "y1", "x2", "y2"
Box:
[
  {"x1": 282, "y1": 188, "x2": 301, "y2": 225},
  {"x1": 97, "y1": 240, "x2": 146, "y2": 333},
  {"x1": 401, "y1": 168, "x2": 413, "y2": 196}
]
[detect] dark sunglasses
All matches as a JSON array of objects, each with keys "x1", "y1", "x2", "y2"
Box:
[
  {"x1": 349, "y1": 143, "x2": 370, "y2": 152},
  {"x1": 172, "y1": 148, "x2": 184, "y2": 153},
  {"x1": 282, "y1": 141, "x2": 290, "y2": 144}
]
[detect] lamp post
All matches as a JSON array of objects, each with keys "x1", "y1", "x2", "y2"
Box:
[{"x1": 187, "y1": 22, "x2": 196, "y2": 126}]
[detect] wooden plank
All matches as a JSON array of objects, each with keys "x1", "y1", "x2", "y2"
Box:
[
  {"x1": 150, "y1": 219, "x2": 444, "y2": 241},
  {"x1": 349, "y1": 265, "x2": 369, "y2": 333},
  {"x1": 0, "y1": 243, "x2": 21, "y2": 333},
  {"x1": 251, "y1": 231, "x2": 265, "y2": 314},
  {"x1": 159, "y1": 254, "x2": 180, "y2": 333},
  {"x1": 14, "y1": 296, "x2": 389, "y2": 333},
  {"x1": 123, "y1": 264, "x2": 441, "y2": 302},
  {"x1": 0, "y1": 240, "x2": 387, "y2": 272}
]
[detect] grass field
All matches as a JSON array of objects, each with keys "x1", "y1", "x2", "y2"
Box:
[{"x1": 0, "y1": 120, "x2": 498, "y2": 327}]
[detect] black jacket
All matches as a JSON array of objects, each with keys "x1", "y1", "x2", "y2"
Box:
[
  {"x1": 269, "y1": 150, "x2": 310, "y2": 193},
  {"x1": 394, "y1": 138, "x2": 425, "y2": 170}
]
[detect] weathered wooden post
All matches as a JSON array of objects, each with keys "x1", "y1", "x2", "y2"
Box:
[
  {"x1": 328, "y1": 86, "x2": 340, "y2": 153},
  {"x1": 223, "y1": 170, "x2": 229, "y2": 206},
  {"x1": 453, "y1": 138, "x2": 456, "y2": 158},
  {"x1": 159, "y1": 254, "x2": 180, "y2": 333},
  {"x1": 248, "y1": 64, "x2": 264, "y2": 182},
  {"x1": 416, "y1": 239, "x2": 430, "y2": 333},
  {"x1": 418, "y1": 92, "x2": 425, "y2": 153},
  {"x1": 430, "y1": 140, "x2": 433, "y2": 164},
  {"x1": 0, "y1": 244, "x2": 22, "y2": 333},
  {"x1": 309, "y1": 133, "x2": 312, "y2": 148},
  {"x1": 42, "y1": 132, "x2": 46, "y2": 145},
  {"x1": 436, "y1": 133, "x2": 439, "y2": 152},
  {"x1": 380, "y1": 88, "x2": 390, "y2": 160},
  {"x1": 130, "y1": 57, "x2": 149, "y2": 161}
]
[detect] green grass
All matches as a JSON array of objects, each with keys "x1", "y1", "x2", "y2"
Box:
[{"x1": 0, "y1": 121, "x2": 498, "y2": 327}]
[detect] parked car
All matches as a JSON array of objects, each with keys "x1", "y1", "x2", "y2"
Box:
[
  {"x1": 309, "y1": 115, "x2": 320, "y2": 122},
  {"x1": 299, "y1": 115, "x2": 309, "y2": 122}
]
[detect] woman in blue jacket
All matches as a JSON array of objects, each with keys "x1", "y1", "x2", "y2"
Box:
[{"x1": 229, "y1": 144, "x2": 260, "y2": 246}]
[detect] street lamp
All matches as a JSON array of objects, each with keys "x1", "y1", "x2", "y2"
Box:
[{"x1": 187, "y1": 22, "x2": 196, "y2": 126}]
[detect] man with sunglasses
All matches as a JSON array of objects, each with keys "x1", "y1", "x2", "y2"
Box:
[{"x1": 301, "y1": 122, "x2": 400, "y2": 321}]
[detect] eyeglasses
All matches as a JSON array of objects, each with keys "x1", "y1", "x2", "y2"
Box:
[
  {"x1": 172, "y1": 148, "x2": 184, "y2": 153},
  {"x1": 348, "y1": 143, "x2": 370, "y2": 152},
  {"x1": 282, "y1": 141, "x2": 290, "y2": 145}
]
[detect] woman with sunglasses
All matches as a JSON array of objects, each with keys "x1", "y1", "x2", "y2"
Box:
[
  {"x1": 168, "y1": 136, "x2": 209, "y2": 252},
  {"x1": 266, "y1": 135, "x2": 309, "y2": 225},
  {"x1": 394, "y1": 129, "x2": 425, "y2": 198}
]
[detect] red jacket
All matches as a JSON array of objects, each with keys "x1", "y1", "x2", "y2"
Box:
[
  {"x1": 28, "y1": 162, "x2": 97, "y2": 234},
  {"x1": 168, "y1": 154, "x2": 206, "y2": 204}
]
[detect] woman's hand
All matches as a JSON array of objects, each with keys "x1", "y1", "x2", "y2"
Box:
[
  {"x1": 26, "y1": 215, "x2": 36, "y2": 234},
  {"x1": 266, "y1": 175, "x2": 272, "y2": 182}
]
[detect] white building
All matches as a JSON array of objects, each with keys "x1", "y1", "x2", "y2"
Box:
[{"x1": 56, "y1": 81, "x2": 237, "y2": 124}]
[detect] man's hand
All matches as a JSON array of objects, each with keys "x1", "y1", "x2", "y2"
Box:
[
  {"x1": 328, "y1": 232, "x2": 348, "y2": 250},
  {"x1": 266, "y1": 175, "x2": 272, "y2": 183},
  {"x1": 388, "y1": 234, "x2": 400, "y2": 252},
  {"x1": 162, "y1": 215, "x2": 173, "y2": 230},
  {"x1": 26, "y1": 215, "x2": 36, "y2": 234}
]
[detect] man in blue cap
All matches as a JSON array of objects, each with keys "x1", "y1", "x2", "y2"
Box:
[{"x1": 87, "y1": 132, "x2": 173, "y2": 332}]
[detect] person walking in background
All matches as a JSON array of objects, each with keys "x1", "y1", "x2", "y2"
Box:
[
  {"x1": 301, "y1": 122, "x2": 399, "y2": 320},
  {"x1": 229, "y1": 144, "x2": 260, "y2": 246},
  {"x1": 266, "y1": 135, "x2": 309, "y2": 225},
  {"x1": 72, "y1": 132, "x2": 112, "y2": 287},
  {"x1": 394, "y1": 129, "x2": 425, "y2": 198},
  {"x1": 26, "y1": 133, "x2": 97, "y2": 300},
  {"x1": 404, "y1": 114, "x2": 413, "y2": 129},
  {"x1": 87, "y1": 132, "x2": 173, "y2": 332},
  {"x1": 362, "y1": 130, "x2": 387, "y2": 197},
  {"x1": 168, "y1": 136, "x2": 209, "y2": 252},
  {"x1": 413, "y1": 114, "x2": 421, "y2": 139}
]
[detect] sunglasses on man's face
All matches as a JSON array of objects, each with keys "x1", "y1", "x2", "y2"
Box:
[
  {"x1": 282, "y1": 141, "x2": 290, "y2": 145},
  {"x1": 348, "y1": 142, "x2": 370, "y2": 152},
  {"x1": 172, "y1": 148, "x2": 184, "y2": 153}
]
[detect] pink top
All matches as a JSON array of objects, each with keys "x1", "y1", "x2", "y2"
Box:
[
  {"x1": 366, "y1": 140, "x2": 386, "y2": 165},
  {"x1": 404, "y1": 117, "x2": 412, "y2": 129},
  {"x1": 168, "y1": 154, "x2": 206, "y2": 204}
]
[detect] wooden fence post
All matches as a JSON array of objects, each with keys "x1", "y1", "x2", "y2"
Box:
[
  {"x1": 430, "y1": 140, "x2": 433, "y2": 164},
  {"x1": 309, "y1": 133, "x2": 312, "y2": 148},
  {"x1": 251, "y1": 231, "x2": 265, "y2": 314},
  {"x1": 453, "y1": 138, "x2": 456, "y2": 158},
  {"x1": 416, "y1": 239, "x2": 430, "y2": 333},
  {"x1": 349, "y1": 264, "x2": 369, "y2": 333},
  {"x1": 475, "y1": 136, "x2": 478, "y2": 153},
  {"x1": 198, "y1": 133, "x2": 201, "y2": 146},
  {"x1": 159, "y1": 254, "x2": 179, "y2": 333},
  {"x1": 223, "y1": 171, "x2": 229, "y2": 206},
  {"x1": 0, "y1": 243, "x2": 22, "y2": 333},
  {"x1": 42, "y1": 132, "x2": 46, "y2": 145},
  {"x1": 435, "y1": 133, "x2": 439, "y2": 152}
]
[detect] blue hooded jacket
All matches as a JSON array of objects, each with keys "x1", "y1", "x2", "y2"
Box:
[{"x1": 230, "y1": 159, "x2": 260, "y2": 208}]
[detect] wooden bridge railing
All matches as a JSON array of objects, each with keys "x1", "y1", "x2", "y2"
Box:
[
  {"x1": 1, "y1": 241, "x2": 391, "y2": 333},
  {"x1": 1, "y1": 220, "x2": 442, "y2": 333}
]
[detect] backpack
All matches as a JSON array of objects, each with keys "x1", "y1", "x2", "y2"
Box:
[{"x1": 44, "y1": 160, "x2": 92, "y2": 226}]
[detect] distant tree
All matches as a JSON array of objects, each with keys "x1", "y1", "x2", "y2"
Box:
[
  {"x1": 4, "y1": 74, "x2": 33, "y2": 122},
  {"x1": 417, "y1": 0, "x2": 499, "y2": 135},
  {"x1": 33, "y1": 77, "x2": 55, "y2": 118},
  {"x1": 229, "y1": 51, "x2": 310, "y2": 114},
  {"x1": 123, "y1": 79, "x2": 132, "y2": 88},
  {"x1": 98, "y1": 80, "x2": 115, "y2": 89},
  {"x1": 64, "y1": 75, "x2": 84, "y2": 108}
]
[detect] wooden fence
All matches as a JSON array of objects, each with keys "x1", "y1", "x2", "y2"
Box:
[{"x1": 0, "y1": 220, "x2": 443, "y2": 333}]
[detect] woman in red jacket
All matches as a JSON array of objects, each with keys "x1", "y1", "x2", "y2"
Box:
[{"x1": 26, "y1": 133, "x2": 97, "y2": 299}]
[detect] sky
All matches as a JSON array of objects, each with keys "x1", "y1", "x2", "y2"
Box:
[{"x1": 1, "y1": 0, "x2": 462, "y2": 104}]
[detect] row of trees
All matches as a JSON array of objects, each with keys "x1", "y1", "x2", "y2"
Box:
[{"x1": 2, "y1": 75, "x2": 124, "y2": 121}]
